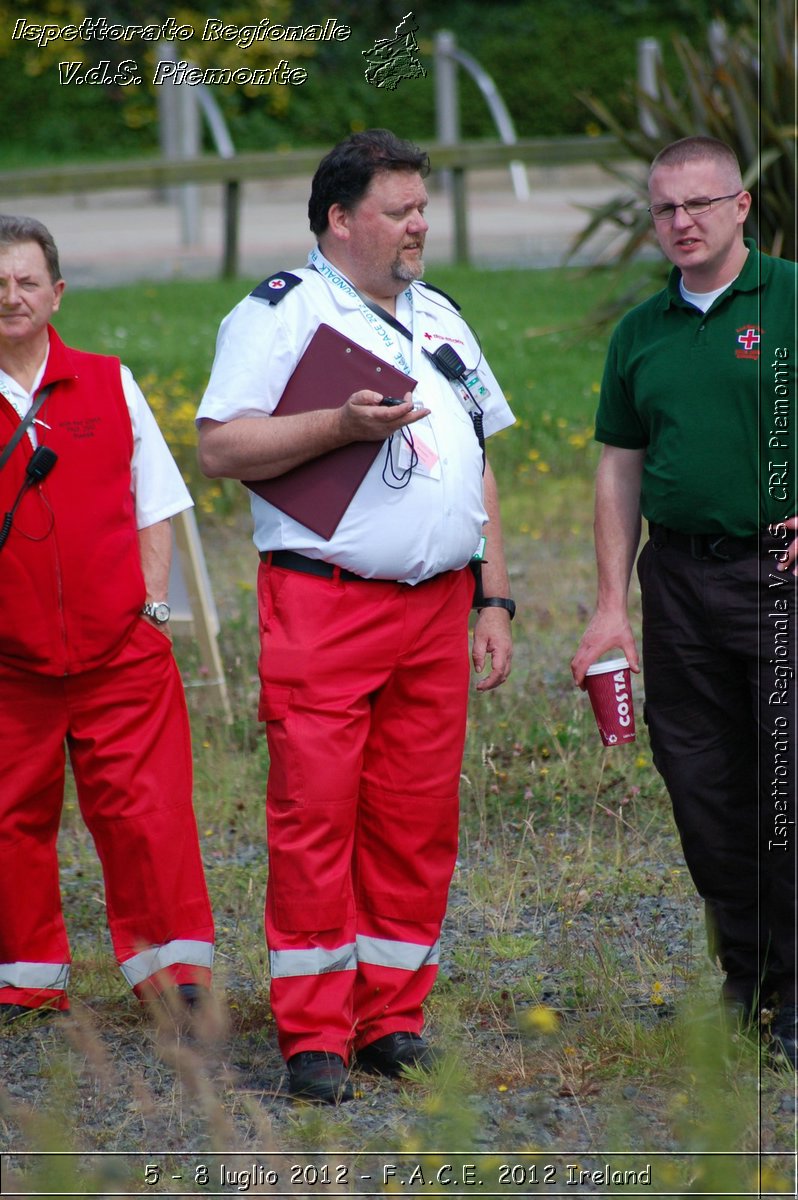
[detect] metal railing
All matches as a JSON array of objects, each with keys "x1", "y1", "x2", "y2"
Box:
[{"x1": 0, "y1": 136, "x2": 624, "y2": 275}]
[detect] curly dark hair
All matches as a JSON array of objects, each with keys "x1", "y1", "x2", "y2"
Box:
[{"x1": 308, "y1": 129, "x2": 430, "y2": 236}]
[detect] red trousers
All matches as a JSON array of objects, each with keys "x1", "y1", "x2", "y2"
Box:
[
  {"x1": 258, "y1": 563, "x2": 473, "y2": 1061},
  {"x1": 0, "y1": 620, "x2": 214, "y2": 1010}
]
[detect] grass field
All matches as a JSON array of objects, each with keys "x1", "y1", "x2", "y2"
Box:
[{"x1": 2, "y1": 266, "x2": 795, "y2": 1197}]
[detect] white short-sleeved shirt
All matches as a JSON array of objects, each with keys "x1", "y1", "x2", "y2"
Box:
[
  {"x1": 0, "y1": 349, "x2": 192, "y2": 530},
  {"x1": 198, "y1": 251, "x2": 515, "y2": 584}
]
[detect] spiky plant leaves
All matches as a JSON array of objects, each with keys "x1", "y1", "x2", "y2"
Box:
[{"x1": 570, "y1": 1, "x2": 796, "y2": 321}]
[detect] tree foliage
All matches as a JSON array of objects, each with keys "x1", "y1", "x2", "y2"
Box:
[{"x1": 1, "y1": 0, "x2": 745, "y2": 160}]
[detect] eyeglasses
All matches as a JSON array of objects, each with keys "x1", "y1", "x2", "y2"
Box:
[{"x1": 648, "y1": 193, "x2": 742, "y2": 220}]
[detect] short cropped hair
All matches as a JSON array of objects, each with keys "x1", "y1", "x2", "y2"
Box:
[
  {"x1": 649, "y1": 137, "x2": 743, "y2": 189},
  {"x1": 308, "y1": 129, "x2": 430, "y2": 236},
  {"x1": 0, "y1": 215, "x2": 62, "y2": 283}
]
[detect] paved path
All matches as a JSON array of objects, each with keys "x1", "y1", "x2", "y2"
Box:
[{"x1": 9, "y1": 164, "x2": 627, "y2": 287}]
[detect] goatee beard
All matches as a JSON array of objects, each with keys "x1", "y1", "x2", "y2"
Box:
[{"x1": 392, "y1": 256, "x2": 425, "y2": 284}]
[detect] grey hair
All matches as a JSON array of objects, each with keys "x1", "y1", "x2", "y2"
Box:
[{"x1": 0, "y1": 216, "x2": 62, "y2": 283}]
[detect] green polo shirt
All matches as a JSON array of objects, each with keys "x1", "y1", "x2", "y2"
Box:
[{"x1": 596, "y1": 240, "x2": 797, "y2": 536}]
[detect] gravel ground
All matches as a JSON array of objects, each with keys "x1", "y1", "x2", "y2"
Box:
[
  {"x1": 1, "y1": 867, "x2": 795, "y2": 1197},
  {"x1": 1, "y1": 527, "x2": 795, "y2": 1196}
]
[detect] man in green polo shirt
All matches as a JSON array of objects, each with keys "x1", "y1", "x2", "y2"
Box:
[{"x1": 572, "y1": 136, "x2": 797, "y2": 1066}]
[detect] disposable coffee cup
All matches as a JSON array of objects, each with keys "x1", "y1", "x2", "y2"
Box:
[{"x1": 585, "y1": 657, "x2": 636, "y2": 747}]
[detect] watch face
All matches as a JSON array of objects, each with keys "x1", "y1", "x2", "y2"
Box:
[{"x1": 146, "y1": 602, "x2": 170, "y2": 623}]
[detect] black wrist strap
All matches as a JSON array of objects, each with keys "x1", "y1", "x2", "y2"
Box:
[
  {"x1": 477, "y1": 596, "x2": 516, "y2": 620},
  {"x1": 0, "y1": 385, "x2": 54, "y2": 474}
]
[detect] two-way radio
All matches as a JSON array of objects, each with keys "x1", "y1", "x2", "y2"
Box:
[
  {"x1": 0, "y1": 446, "x2": 58, "y2": 551},
  {"x1": 423, "y1": 343, "x2": 485, "y2": 470}
]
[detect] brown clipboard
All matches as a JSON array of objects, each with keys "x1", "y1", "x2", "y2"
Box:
[{"x1": 243, "y1": 323, "x2": 417, "y2": 540}]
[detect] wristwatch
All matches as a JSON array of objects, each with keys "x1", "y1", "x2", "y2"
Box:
[
  {"x1": 478, "y1": 597, "x2": 516, "y2": 620},
  {"x1": 142, "y1": 600, "x2": 171, "y2": 625}
]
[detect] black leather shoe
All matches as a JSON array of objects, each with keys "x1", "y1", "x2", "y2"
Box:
[
  {"x1": 287, "y1": 1051, "x2": 354, "y2": 1104},
  {"x1": 147, "y1": 984, "x2": 210, "y2": 1032},
  {"x1": 176, "y1": 983, "x2": 208, "y2": 1008},
  {"x1": 770, "y1": 1004, "x2": 797, "y2": 1069},
  {"x1": 355, "y1": 1032, "x2": 437, "y2": 1077}
]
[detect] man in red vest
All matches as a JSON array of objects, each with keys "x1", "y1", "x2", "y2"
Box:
[{"x1": 0, "y1": 215, "x2": 214, "y2": 1021}]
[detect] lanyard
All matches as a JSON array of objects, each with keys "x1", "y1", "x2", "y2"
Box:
[
  {"x1": 351, "y1": 288, "x2": 414, "y2": 345},
  {"x1": 308, "y1": 248, "x2": 414, "y2": 377},
  {"x1": 0, "y1": 384, "x2": 54, "y2": 473}
]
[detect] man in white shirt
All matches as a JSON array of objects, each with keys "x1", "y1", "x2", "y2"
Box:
[
  {"x1": 0, "y1": 215, "x2": 214, "y2": 1024},
  {"x1": 198, "y1": 129, "x2": 514, "y2": 1103}
]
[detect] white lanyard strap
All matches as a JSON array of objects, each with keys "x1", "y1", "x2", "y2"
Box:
[{"x1": 308, "y1": 248, "x2": 414, "y2": 377}]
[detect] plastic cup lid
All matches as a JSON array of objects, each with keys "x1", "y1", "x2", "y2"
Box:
[{"x1": 585, "y1": 656, "x2": 630, "y2": 676}]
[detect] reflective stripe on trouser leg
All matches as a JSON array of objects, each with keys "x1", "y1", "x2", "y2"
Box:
[
  {"x1": 120, "y1": 939, "x2": 215, "y2": 990},
  {"x1": 0, "y1": 962, "x2": 70, "y2": 1011},
  {"x1": 270, "y1": 942, "x2": 358, "y2": 978},
  {"x1": 353, "y1": 928, "x2": 442, "y2": 1048},
  {"x1": 268, "y1": 934, "x2": 359, "y2": 1061},
  {"x1": 0, "y1": 666, "x2": 73, "y2": 1011},
  {"x1": 67, "y1": 621, "x2": 214, "y2": 997}
]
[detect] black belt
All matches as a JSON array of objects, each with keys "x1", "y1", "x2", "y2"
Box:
[
  {"x1": 260, "y1": 549, "x2": 387, "y2": 582},
  {"x1": 648, "y1": 522, "x2": 760, "y2": 561}
]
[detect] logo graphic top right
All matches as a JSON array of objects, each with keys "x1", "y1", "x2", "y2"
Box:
[{"x1": 362, "y1": 12, "x2": 427, "y2": 91}]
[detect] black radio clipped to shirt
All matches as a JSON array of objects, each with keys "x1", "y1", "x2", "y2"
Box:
[
  {"x1": 0, "y1": 445, "x2": 58, "y2": 552},
  {"x1": 423, "y1": 343, "x2": 485, "y2": 470},
  {"x1": 426, "y1": 342, "x2": 468, "y2": 382}
]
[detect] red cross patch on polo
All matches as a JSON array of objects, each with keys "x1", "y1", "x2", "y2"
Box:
[{"x1": 735, "y1": 324, "x2": 762, "y2": 360}]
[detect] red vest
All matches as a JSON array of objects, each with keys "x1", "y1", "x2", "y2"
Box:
[{"x1": 0, "y1": 328, "x2": 145, "y2": 675}]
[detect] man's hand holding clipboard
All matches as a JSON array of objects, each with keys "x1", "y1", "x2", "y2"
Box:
[
  {"x1": 232, "y1": 324, "x2": 427, "y2": 541},
  {"x1": 335, "y1": 387, "x2": 423, "y2": 442}
]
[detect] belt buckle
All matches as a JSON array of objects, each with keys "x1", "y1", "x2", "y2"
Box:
[{"x1": 707, "y1": 536, "x2": 732, "y2": 562}]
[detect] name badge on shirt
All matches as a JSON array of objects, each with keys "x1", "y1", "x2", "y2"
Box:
[
  {"x1": 397, "y1": 426, "x2": 441, "y2": 478},
  {"x1": 464, "y1": 371, "x2": 491, "y2": 403}
]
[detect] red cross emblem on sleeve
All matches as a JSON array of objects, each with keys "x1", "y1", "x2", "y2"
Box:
[{"x1": 735, "y1": 325, "x2": 762, "y2": 359}]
